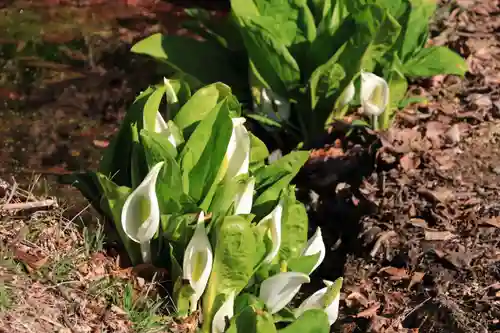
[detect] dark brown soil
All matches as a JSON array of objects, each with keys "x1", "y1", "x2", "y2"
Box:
[
  {"x1": 1, "y1": 1, "x2": 499, "y2": 333},
  {"x1": 298, "y1": 1, "x2": 500, "y2": 332}
]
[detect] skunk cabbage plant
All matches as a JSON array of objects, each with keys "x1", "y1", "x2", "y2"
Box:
[{"x1": 66, "y1": 80, "x2": 343, "y2": 332}]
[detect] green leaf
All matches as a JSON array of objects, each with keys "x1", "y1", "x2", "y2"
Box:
[
  {"x1": 161, "y1": 213, "x2": 198, "y2": 261},
  {"x1": 288, "y1": 253, "x2": 320, "y2": 274},
  {"x1": 249, "y1": 132, "x2": 270, "y2": 164},
  {"x1": 322, "y1": 277, "x2": 343, "y2": 308},
  {"x1": 277, "y1": 309, "x2": 329, "y2": 333},
  {"x1": 307, "y1": 0, "x2": 332, "y2": 26},
  {"x1": 174, "y1": 280, "x2": 196, "y2": 317},
  {"x1": 142, "y1": 84, "x2": 167, "y2": 134},
  {"x1": 131, "y1": 33, "x2": 242, "y2": 91},
  {"x1": 226, "y1": 305, "x2": 277, "y2": 333},
  {"x1": 403, "y1": 46, "x2": 468, "y2": 77},
  {"x1": 309, "y1": 60, "x2": 345, "y2": 109},
  {"x1": 278, "y1": 187, "x2": 308, "y2": 262},
  {"x1": 95, "y1": 174, "x2": 141, "y2": 265},
  {"x1": 236, "y1": 15, "x2": 300, "y2": 96},
  {"x1": 231, "y1": 0, "x2": 260, "y2": 16},
  {"x1": 208, "y1": 175, "x2": 250, "y2": 226},
  {"x1": 399, "y1": 0, "x2": 437, "y2": 62},
  {"x1": 202, "y1": 216, "x2": 261, "y2": 332},
  {"x1": 246, "y1": 113, "x2": 283, "y2": 129},
  {"x1": 140, "y1": 129, "x2": 187, "y2": 213},
  {"x1": 179, "y1": 99, "x2": 232, "y2": 202},
  {"x1": 253, "y1": 151, "x2": 309, "y2": 218},
  {"x1": 130, "y1": 141, "x2": 148, "y2": 189},
  {"x1": 174, "y1": 82, "x2": 231, "y2": 137},
  {"x1": 361, "y1": 10, "x2": 401, "y2": 72},
  {"x1": 99, "y1": 87, "x2": 154, "y2": 187}
]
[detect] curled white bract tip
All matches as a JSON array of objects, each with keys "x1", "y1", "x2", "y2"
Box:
[
  {"x1": 183, "y1": 217, "x2": 213, "y2": 312},
  {"x1": 259, "y1": 272, "x2": 310, "y2": 314},
  {"x1": 339, "y1": 81, "x2": 355, "y2": 109},
  {"x1": 223, "y1": 117, "x2": 250, "y2": 181},
  {"x1": 211, "y1": 291, "x2": 235, "y2": 333},
  {"x1": 360, "y1": 72, "x2": 389, "y2": 117},
  {"x1": 295, "y1": 278, "x2": 342, "y2": 326},
  {"x1": 233, "y1": 177, "x2": 255, "y2": 215},
  {"x1": 121, "y1": 161, "x2": 164, "y2": 244},
  {"x1": 301, "y1": 227, "x2": 326, "y2": 274},
  {"x1": 257, "y1": 199, "x2": 284, "y2": 264},
  {"x1": 153, "y1": 111, "x2": 179, "y2": 148}
]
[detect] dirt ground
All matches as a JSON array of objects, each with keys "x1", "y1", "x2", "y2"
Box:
[
  {"x1": 0, "y1": 0, "x2": 499, "y2": 332},
  {"x1": 299, "y1": 1, "x2": 500, "y2": 332}
]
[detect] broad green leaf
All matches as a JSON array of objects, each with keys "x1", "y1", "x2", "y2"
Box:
[
  {"x1": 131, "y1": 33, "x2": 242, "y2": 91},
  {"x1": 253, "y1": 151, "x2": 309, "y2": 218},
  {"x1": 231, "y1": 0, "x2": 260, "y2": 16},
  {"x1": 322, "y1": 277, "x2": 343, "y2": 308},
  {"x1": 361, "y1": 10, "x2": 401, "y2": 72},
  {"x1": 179, "y1": 99, "x2": 232, "y2": 202},
  {"x1": 399, "y1": 0, "x2": 437, "y2": 62},
  {"x1": 174, "y1": 82, "x2": 231, "y2": 136},
  {"x1": 165, "y1": 76, "x2": 192, "y2": 118},
  {"x1": 226, "y1": 305, "x2": 277, "y2": 333},
  {"x1": 403, "y1": 46, "x2": 468, "y2": 77},
  {"x1": 236, "y1": 15, "x2": 300, "y2": 96},
  {"x1": 130, "y1": 141, "x2": 147, "y2": 189},
  {"x1": 309, "y1": 60, "x2": 345, "y2": 109},
  {"x1": 202, "y1": 216, "x2": 260, "y2": 332},
  {"x1": 161, "y1": 213, "x2": 198, "y2": 258},
  {"x1": 140, "y1": 129, "x2": 185, "y2": 213},
  {"x1": 99, "y1": 87, "x2": 154, "y2": 187},
  {"x1": 208, "y1": 175, "x2": 250, "y2": 226},
  {"x1": 142, "y1": 84, "x2": 167, "y2": 133},
  {"x1": 174, "y1": 280, "x2": 196, "y2": 317},
  {"x1": 246, "y1": 113, "x2": 283, "y2": 129},
  {"x1": 278, "y1": 187, "x2": 308, "y2": 262},
  {"x1": 308, "y1": 0, "x2": 332, "y2": 25},
  {"x1": 287, "y1": 253, "x2": 320, "y2": 274},
  {"x1": 184, "y1": 8, "x2": 244, "y2": 50},
  {"x1": 249, "y1": 132, "x2": 270, "y2": 164},
  {"x1": 95, "y1": 174, "x2": 141, "y2": 265},
  {"x1": 277, "y1": 309, "x2": 329, "y2": 333}
]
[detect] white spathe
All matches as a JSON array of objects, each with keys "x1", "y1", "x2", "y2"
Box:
[
  {"x1": 259, "y1": 272, "x2": 310, "y2": 314},
  {"x1": 121, "y1": 161, "x2": 164, "y2": 263},
  {"x1": 223, "y1": 117, "x2": 250, "y2": 181},
  {"x1": 260, "y1": 88, "x2": 291, "y2": 123},
  {"x1": 211, "y1": 291, "x2": 235, "y2": 333},
  {"x1": 257, "y1": 199, "x2": 284, "y2": 264},
  {"x1": 183, "y1": 212, "x2": 214, "y2": 312},
  {"x1": 301, "y1": 227, "x2": 326, "y2": 274},
  {"x1": 360, "y1": 72, "x2": 389, "y2": 117},
  {"x1": 152, "y1": 111, "x2": 179, "y2": 148},
  {"x1": 338, "y1": 81, "x2": 355, "y2": 109},
  {"x1": 233, "y1": 177, "x2": 255, "y2": 215},
  {"x1": 294, "y1": 279, "x2": 342, "y2": 326}
]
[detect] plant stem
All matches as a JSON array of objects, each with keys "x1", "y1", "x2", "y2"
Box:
[
  {"x1": 140, "y1": 241, "x2": 151, "y2": 263},
  {"x1": 373, "y1": 115, "x2": 379, "y2": 131}
]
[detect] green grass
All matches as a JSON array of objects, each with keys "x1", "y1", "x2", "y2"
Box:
[
  {"x1": 83, "y1": 222, "x2": 105, "y2": 256},
  {"x1": 0, "y1": 284, "x2": 13, "y2": 312}
]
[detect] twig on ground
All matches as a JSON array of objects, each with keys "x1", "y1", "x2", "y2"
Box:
[
  {"x1": 1, "y1": 199, "x2": 57, "y2": 211},
  {"x1": 370, "y1": 230, "x2": 397, "y2": 257}
]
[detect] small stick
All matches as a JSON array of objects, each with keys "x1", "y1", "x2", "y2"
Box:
[
  {"x1": 1, "y1": 199, "x2": 57, "y2": 211},
  {"x1": 370, "y1": 230, "x2": 397, "y2": 257}
]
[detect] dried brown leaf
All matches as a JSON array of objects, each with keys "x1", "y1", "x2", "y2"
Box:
[
  {"x1": 356, "y1": 303, "x2": 380, "y2": 318},
  {"x1": 424, "y1": 230, "x2": 455, "y2": 241},
  {"x1": 379, "y1": 267, "x2": 410, "y2": 280}
]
